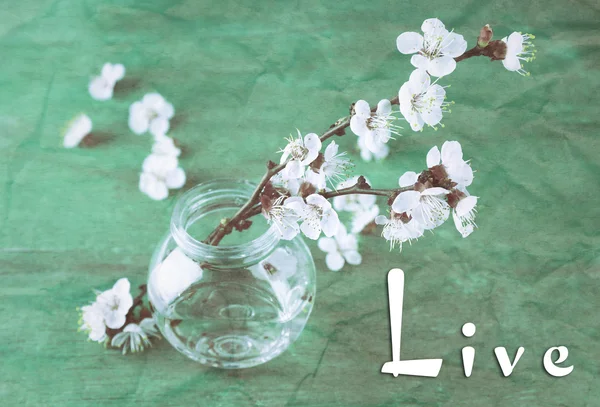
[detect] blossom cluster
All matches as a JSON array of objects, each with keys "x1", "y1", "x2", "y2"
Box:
[
  {"x1": 132, "y1": 93, "x2": 187, "y2": 200},
  {"x1": 351, "y1": 18, "x2": 535, "y2": 159},
  {"x1": 62, "y1": 63, "x2": 186, "y2": 201},
  {"x1": 78, "y1": 278, "x2": 159, "y2": 354},
  {"x1": 376, "y1": 141, "x2": 477, "y2": 250},
  {"x1": 261, "y1": 125, "x2": 477, "y2": 270}
]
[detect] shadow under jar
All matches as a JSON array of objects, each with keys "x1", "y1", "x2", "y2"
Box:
[{"x1": 147, "y1": 180, "x2": 316, "y2": 369}]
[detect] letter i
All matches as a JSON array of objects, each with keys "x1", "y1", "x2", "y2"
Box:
[{"x1": 461, "y1": 322, "x2": 476, "y2": 377}]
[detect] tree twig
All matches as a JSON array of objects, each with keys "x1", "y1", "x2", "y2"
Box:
[{"x1": 204, "y1": 33, "x2": 494, "y2": 247}]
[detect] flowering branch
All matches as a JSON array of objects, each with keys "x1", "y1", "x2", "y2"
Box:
[
  {"x1": 79, "y1": 19, "x2": 538, "y2": 356},
  {"x1": 79, "y1": 280, "x2": 159, "y2": 354},
  {"x1": 201, "y1": 21, "x2": 535, "y2": 249}
]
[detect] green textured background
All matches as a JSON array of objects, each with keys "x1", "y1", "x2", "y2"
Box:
[{"x1": 1, "y1": 0, "x2": 599, "y2": 406}]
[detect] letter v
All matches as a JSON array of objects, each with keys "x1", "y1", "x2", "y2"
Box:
[{"x1": 494, "y1": 347, "x2": 525, "y2": 377}]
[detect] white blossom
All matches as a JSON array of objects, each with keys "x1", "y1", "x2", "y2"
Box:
[
  {"x1": 453, "y1": 195, "x2": 478, "y2": 237},
  {"x1": 332, "y1": 177, "x2": 377, "y2": 212},
  {"x1": 330, "y1": 177, "x2": 380, "y2": 234},
  {"x1": 249, "y1": 248, "x2": 298, "y2": 281},
  {"x1": 350, "y1": 99, "x2": 400, "y2": 153},
  {"x1": 63, "y1": 114, "x2": 92, "y2": 148},
  {"x1": 318, "y1": 224, "x2": 362, "y2": 271},
  {"x1": 357, "y1": 134, "x2": 389, "y2": 162},
  {"x1": 399, "y1": 69, "x2": 449, "y2": 131},
  {"x1": 426, "y1": 140, "x2": 473, "y2": 190},
  {"x1": 129, "y1": 93, "x2": 175, "y2": 137},
  {"x1": 351, "y1": 204, "x2": 380, "y2": 234},
  {"x1": 285, "y1": 194, "x2": 340, "y2": 240},
  {"x1": 110, "y1": 318, "x2": 160, "y2": 354},
  {"x1": 279, "y1": 130, "x2": 321, "y2": 180},
  {"x1": 262, "y1": 195, "x2": 301, "y2": 240},
  {"x1": 79, "y1": 302, "x2": 107, "y2": 343},
  {"x1": 139, "y1": 153, "x2": 186, "y2": 201},
  {"x1": 152, "y1": 135, "x2": 181, "y2": 157},
  {"x1": 88, "y1": 63, "x2": 125, "y2": 101},
  {"x1": 396, "y1": 18, "x2": 467, "y2": 77},
  {"x1": 306, "y1": 141, "x2": 351, "y2": 189},
  {"x1": 95, "y1": 278, "x2": 134, "y2": 329},
  {"x1": 392, "y1": 171, "x2": 450, "y2": 230},
  {"x1": 271, "y1": 172, "x2": 301, "y2": 196},
  {"x1": 375, "y1": 213, "x2": 424, "y2": 251},
  {"x1": 501, "y1": 32, "x2": 536, "y2": 76}
]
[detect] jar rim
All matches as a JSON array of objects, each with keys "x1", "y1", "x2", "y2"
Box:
[{"x1": 170, "y1": 179, "x2": 280, "y2": 264}]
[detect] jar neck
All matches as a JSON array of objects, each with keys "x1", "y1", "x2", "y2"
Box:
[{"x1": 170, "y1": 180, "x2": 280, "y2": 267}]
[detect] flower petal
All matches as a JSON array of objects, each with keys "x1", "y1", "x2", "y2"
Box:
[
  {"x1": 427, "y1": 55, "x2": 457, "y2": 77},
  {"x1": 426, "y1": 146, "x2": 441, "y2": 168},
  {"x1": 165, "y1": 167, "x2": 186, "y2": 189},
  {"x1": 321, "y1": 209, "x2": 340, "y2": 237},
  {"x1": 139, "y1": 173, "x2": 169, "y2": 200},
  {"x1": 278, "y1": 218, "x2": 300, "y2": 240},
  {"x1": 421, "y1": 187, "x2": 449, "y2": 196},
  {"x1": 398, "y1": 171, "x2": 418, "y2": 187},
  {"x1": 440, "y1": 140, "x2": 463, "y2": 164},
  {"x1": 398, "y1": 83, "x2": 413, "y2": 106},
  {"x1": 284, "y1": 197, "x2": 309, "y2": 217},
  {"x1": 88, "y1": 76, "x2": 112, "y2": 101},
  {"x1": 350, "y1": 115, "x2": 368, "y2": 137},
  {"x1": 283, "y1": 160, "x2": 304, "y2": 179},
  {"x1": 364, "y1": 132, "x2": 385, "y2": 154},
  {"x1": 412, "y1": 199, "x2": 449, "y2": 229},
  {"x1": 318, "y1": 237, "x2": 337, "y2": 253},
  {"x1": 300, "y1": 219, "x2": 321, "y2": 240},
  {"x1": 400, "y1": 106, "x2": 424, "y2": 132},
  {"x1": 410, "y1": 54, "x2": 429, "y2": 70},
  {"x1": 372, "y1": 126, "x2": 391, "y2": 144},
  {"x1": 391, "y1": 190, "x2": 421, "y2": 213},
  {"x1": 64, "y1": 114, "x2": 92, "y2": 148},
  {"x1": 502, "y1": 55, "x2": 521, "y2": 72},
  {"x1": 453, "y1": 209, "x2": 474, "y2": 238},
  {"x1": 447, "y1": 162, "x2": 473, "y2": 187},
  {"x1": 149, "y1": 117, "x2": 170, "y2": 137},
  {"x1": 113, "y1": 278, "x2": 131, "y2": 294},
  {"x1": 128, "y1": 102, "x2": 150, "y2": 134},
  {"x1": 424, "y1": 84, "x2": 446, "y2": 108},
  {"x1": 421, "y1": 18, "x2": 446, "y2": 34},
  {"x1": 375, "y1": 215, "x2": 388, "y2": 225},
  {"x1": 442, "y1": 32, "x2": 468, "y2": 57},
  {"x1": 507, "y1": 32, "x2": 524, "y2": 54},
  {"x1": 354, "y1": 100, "x2": 371, "y2": 118},
  {"x1": 456, "y1": 196, "x2": 478, "y2": 216},
  {"x1": 343, "y1": 250, "x2": 362, "y2": 266},
  {"x1": 325, "y1": 252, "x2": 345, "y2": 271},
  {"x1": 104, "y1": 312, "x2": 126, "y2": 330},
  {"x1": 376, "y1": 99, "x2": 392, "y2": 116},
  {"x1": 396, "y1": 32, "x2": 424, "y2": 54},
  {"x1": 304, "y1": 133, "x2": 322, "y2": 152},
  {"x1": 306, "y1": 193, "x2": 330, "y2": 209},
  {"x1": 420, "y1": 106, "x2": 443, "y2": 126},
  {"x1": 324, "y1": 140, "x2": 338, "y2": 161},
  {"x1": 305, "y1": 169, "x2": 326, "y2": 190},
  {"x1": 408, "y1": 69, "x2": 431, "y2": 94}
]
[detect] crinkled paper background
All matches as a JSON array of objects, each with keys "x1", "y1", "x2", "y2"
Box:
[{"x1": 1, "y1": 0, "x2": 599, "y2": 406}]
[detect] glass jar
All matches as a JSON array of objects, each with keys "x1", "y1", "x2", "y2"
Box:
[{"x1": 147, "y1": 180, "x2": 316, "y2": 369}]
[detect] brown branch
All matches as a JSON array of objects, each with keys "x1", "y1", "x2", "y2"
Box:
[
  {"x1": 208, "y1": 178, "x2": 414, "y2": 244},
  {"x1": 454, "y1": 40, "x2": 507, "y2": 62},
  {"x1": 204, "y1": 26, "x2": 494, "y2": 247}
]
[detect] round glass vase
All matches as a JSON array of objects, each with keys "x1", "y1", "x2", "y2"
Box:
[{"x1": 147, "y1": 180, "x2": 316, "y2": 369}]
